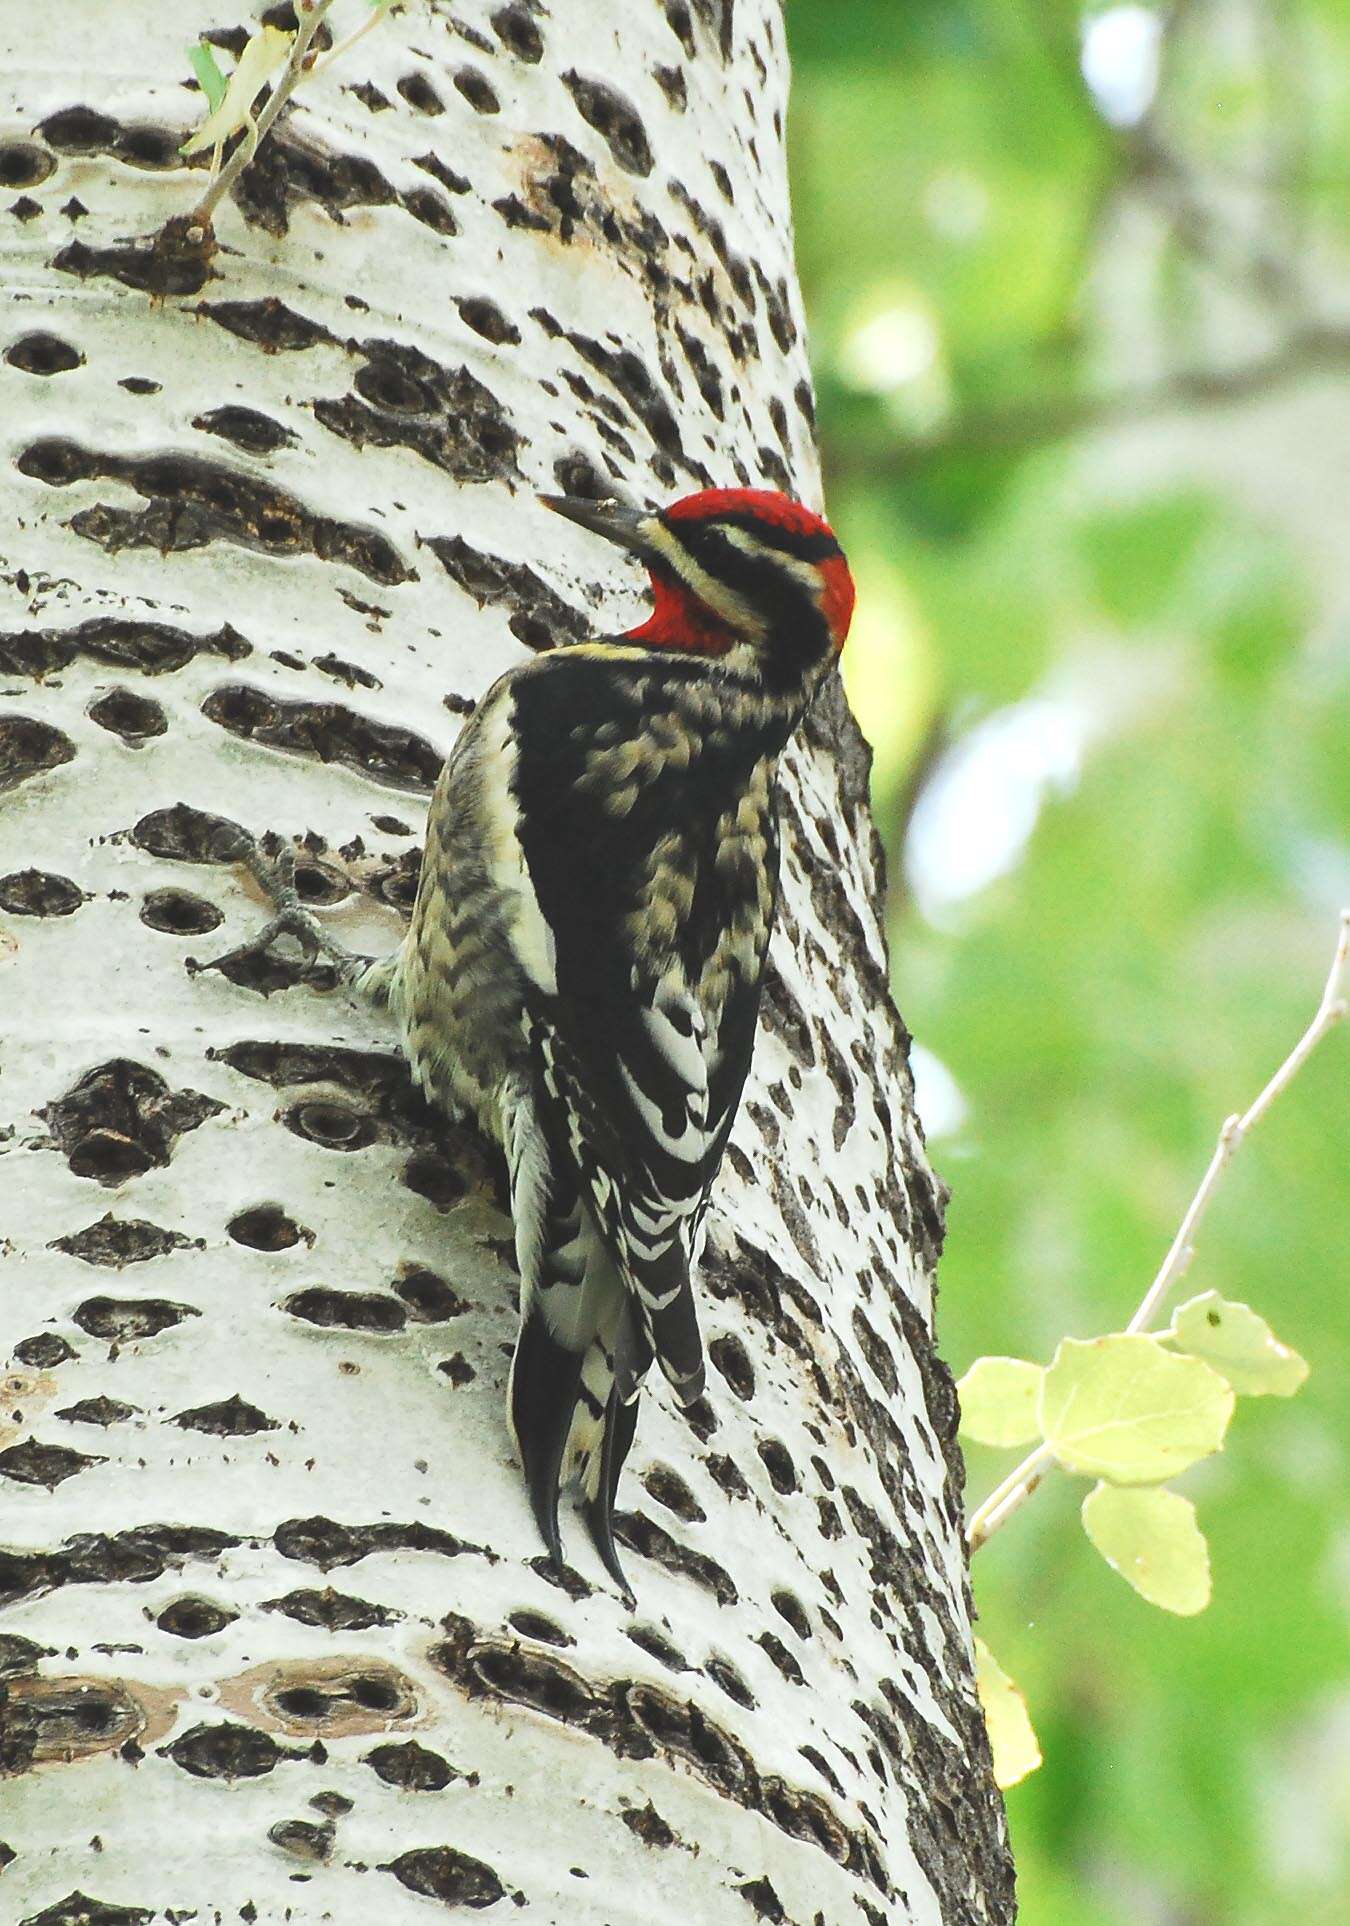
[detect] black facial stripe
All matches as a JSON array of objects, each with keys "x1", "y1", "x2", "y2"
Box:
[
  {"x1": 710, "y1": 514, "x2": 841, "y2": 563},
  {"x1": 662, "y1": 511, "x2": 840, "y2": 564},
  {"x1": 674, "y1": 521, "x2": 815, "y2": 606}
]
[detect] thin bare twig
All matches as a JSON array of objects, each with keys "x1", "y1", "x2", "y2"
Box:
[
  {"x1": 967, "y1": 908, "x2": 1350, "y2": 1555},
  {"x1": 966, "y1": 1441, "x2": 1057, "y2": 1552},
  {"x1": 309, "y1": 2, "x2": 389, "y2": 79},
  {"x1": 1128, "y1": 909, "x2": 1350, "y2": 1333}
]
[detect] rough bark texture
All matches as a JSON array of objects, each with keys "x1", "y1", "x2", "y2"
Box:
[{"x1": 0, "y1": 4, "x2": 1013, "y2": 1921}]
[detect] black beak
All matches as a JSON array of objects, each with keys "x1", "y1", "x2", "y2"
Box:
[{"x1": 540, "y1": 493, "x2": 656, "y2": 560}]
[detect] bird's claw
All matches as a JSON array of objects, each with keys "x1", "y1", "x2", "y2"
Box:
[{"x1": 187, "y1": 837, "x2": 327, "y2": 982}]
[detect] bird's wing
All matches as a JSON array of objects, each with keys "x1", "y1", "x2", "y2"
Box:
[
  {"x1": 502, "y1": 650, "x2": 779, "y2": 1402},
  {"x1": 523, "y1": 988, "x2": 710, "y2": 1402}
]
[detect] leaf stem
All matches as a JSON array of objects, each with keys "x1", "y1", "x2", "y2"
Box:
[
  {"x1": 967, "y1": 1442, "x2": 1056, "y2": 1553},
  {"x1": 966, "y1": 907, "x2": 1349, "y2": 1556}
]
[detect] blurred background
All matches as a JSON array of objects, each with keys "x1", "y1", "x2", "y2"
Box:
[{"x1": 785, "y1": 1, "x2": 1350, "y2": 1920}]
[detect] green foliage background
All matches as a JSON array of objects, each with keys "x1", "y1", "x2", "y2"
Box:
[{"x1": 785, "y1": 1, "x2": 1350, "y2": 1918}]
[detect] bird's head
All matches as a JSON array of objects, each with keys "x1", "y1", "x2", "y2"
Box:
[{"x1": 543, "y1": 486, "x2": 855, "y2": 690}]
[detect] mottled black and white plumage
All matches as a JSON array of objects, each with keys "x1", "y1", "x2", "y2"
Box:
[{"x1": 387, "y1": 487, "x2": 855, "y2": 1589}]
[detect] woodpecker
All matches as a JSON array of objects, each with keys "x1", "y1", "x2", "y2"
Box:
[{"x1": 386, "y1": 486, "x2": 854, "y2": 1589}]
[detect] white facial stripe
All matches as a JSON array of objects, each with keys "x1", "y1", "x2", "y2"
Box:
[{"x1": 644, "y1": 520, "x2": 768, "y2": 636}]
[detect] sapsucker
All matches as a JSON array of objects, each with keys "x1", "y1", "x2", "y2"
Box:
[{"x1": 385, "y1": 487, "x2": 855, "y2": 1589}]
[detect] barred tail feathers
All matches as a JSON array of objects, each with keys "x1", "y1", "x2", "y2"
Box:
[
  {"x1": 505, "y1": 1090, "x2": 604, "y2": 1563},
  {"x1": 508, "y1": 1264, "x2": 644, "y2": 1594},
  {"x1": 626, "y1": 1237, "x2": 705, "y2": 1408},
  {"x1": 577, "y1": 1297, "x2": 650, "y2": 1594},
  {"x1": 504, "y1": 1089, "x2": 705, "y2": 1587},
  {"x1": 508, "y1": 1306, "x2": 584, "y2": 1565},
  {"x1": 505, "y1": 1093, "x2": 642, "y2": 1583}
]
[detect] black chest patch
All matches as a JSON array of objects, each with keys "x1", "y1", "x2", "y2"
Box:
[{"x1": 510, "y1": 655, "x2": 785, "y2": 1002}]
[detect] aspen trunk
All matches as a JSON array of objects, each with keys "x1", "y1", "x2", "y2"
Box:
[{"x1": 0, "y1": 4, "x2": 1013, "y2": 1920}]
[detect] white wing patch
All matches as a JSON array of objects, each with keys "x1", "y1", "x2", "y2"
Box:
[
  {"x1": 641, "y1": 995, "x2": 707, "y2": 1087},
  {"x1": 472, "y1": 689, "x2": 558, "y2": 997},
  {"x1": 617, "y1": 1061, "x2": 706, "y2": 1163},
  {"x1": 505, "y1": 1081, "x2": 552, "y2": 1291}
]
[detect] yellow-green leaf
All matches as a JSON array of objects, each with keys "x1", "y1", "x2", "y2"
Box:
[
  {"x1": 1039, "y1": 1334, "x2": 1234, "y2": 1483},
  {"x1": 1166, "y1": 1291, "x2": 1309, "y2": 1397},
  {"x1": 187, "y1": 42, "x2": 228, "y2": 115},
  {"x1": 974, "y1": 1637, "x2": 1041, "y2": 1789},
  {"x1": 957, "y1": 1356, "x2": 1044, "y2": 1446},
  {"x1": 1081, "y1": 1482, "x2": 1212, "y2": 1614},
  {"x1": 180, "y1": 24, "x2": 290, "y2": 157}
]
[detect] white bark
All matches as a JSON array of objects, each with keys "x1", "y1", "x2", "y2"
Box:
[{"x1": 0, "y1": 3, "x2": 1011, "y2": 1921}]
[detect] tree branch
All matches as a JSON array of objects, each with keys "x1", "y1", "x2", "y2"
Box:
[
  {"x1": 828, "y1": 326, "x2": 1350, "y2": 483},
  {"x1": 967, "y1": 907, "x2": 1350, "y2": 1555},
  {"x1": 1123, "y1": 120, "x2": 1304, "y2": 313},
  {"x1": 827, "y1": 0, "x2": 1333, "y2": 489}
]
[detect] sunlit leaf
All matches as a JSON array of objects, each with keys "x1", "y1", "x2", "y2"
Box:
[
  {"x1": 1078, "y1": 1479, "x2": 1217, "y2": 1617},
  {"x1": 1039, "y1": 1334, "x2": 1234, "y2": 1483},
  {"x1": 180, "y1": 24, "x2": 290, "y2": 157},
  {"x1": 1166, "y1": 1291, "x2": 1309, "y2": 1397},
  {"x1": 974, "y1": 1637, "x2": 1042, "y2": 1789},
  {"x1": 957, "y1": 1355, "x2": 1044, "y2": 1446},
  {"x1": 1081, "y1": 1482, "x2": 1212, "y2": 1615}
]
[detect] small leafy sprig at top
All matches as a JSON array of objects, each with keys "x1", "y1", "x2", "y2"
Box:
[
  {"x1": 182, "y1": 1, "x2": 394, "y2": 230},
  {"x1": 964, "y1": 909, "x2": 1348, "y2": 1790}
]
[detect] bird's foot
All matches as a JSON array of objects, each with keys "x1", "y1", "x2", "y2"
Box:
[{"x1": 188, "y1": 835, "x2": 372, "y2": 993}]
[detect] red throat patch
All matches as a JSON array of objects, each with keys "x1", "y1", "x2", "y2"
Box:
[{"x1": 626, "y1": 574, "x2": 737, "y2": 655}]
